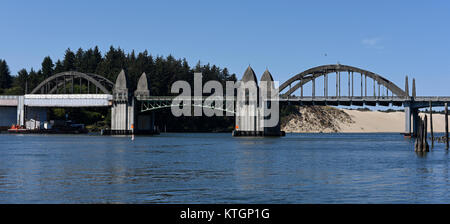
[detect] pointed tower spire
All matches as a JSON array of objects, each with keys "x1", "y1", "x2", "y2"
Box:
[
  {"x1": 241, "y1": 66, "x2": 258, "y2": 83},
  {"x1": 113, "y1": 69, "x2": 129, "y2": 101},
  {"x1": 405, "y1": 75, "x2": 409, "y2": 97},
  {"x1": 260, "y1": 69, "x2": 275, "y2": 99},
  {"x1": 114, "y1": 69, "x2": 128, "y2": 91},
  {"x1": 260, "y1": 69, "x2": 274, "y2": 81},
  {"x1": 135, "y1": 72, "x2": 150, "y2": 98}
]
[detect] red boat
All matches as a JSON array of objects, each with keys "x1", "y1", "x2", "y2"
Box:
[{"x1": 7, "y1": 124, "x2": 28, "y2": 133}]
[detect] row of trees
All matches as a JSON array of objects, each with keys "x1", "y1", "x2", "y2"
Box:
[
  {"x1": 1, "y1": 46, "x2": 237, "y2": 95},
  {"x1": 0, "y1": 46, "x2": 238, "y2": 131}
]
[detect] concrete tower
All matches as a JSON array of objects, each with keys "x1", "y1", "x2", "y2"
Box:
[
  {"x1": 233, "y1": 66, "x2": 260, "y2": 136},
  {"x1": 134, "y1": 72, "x2": 156, "y2": 134},
  {"x1": 259, "y1": 69, "x2": 282, "y2": 136},
  {"x1": 111, "y1": 69, "x2": 134, "y2": 134}
]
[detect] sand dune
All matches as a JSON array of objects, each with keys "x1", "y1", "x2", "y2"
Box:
[
  {"x1": 282, "y1": 106, "x2": 447, "y2": 133},
  {"x1": 341, "y1": 110, "x2": 447, "y2": 133}
]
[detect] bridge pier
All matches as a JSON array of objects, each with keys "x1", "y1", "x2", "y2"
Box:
[
  {"x1": 405, "y1": 106, "x2": 411, "y2": 135},
  {"x1": 404, "y1": 100, "x2": 421, "y2": 138},
  {"x1": 110, "y1": 100, "x2": 134, "y2": 135},
  {"x1": 134, "y1": 72, "x2": 157, "y2": 135},
  {"x1": 233, "y1": 67, "x2": 284, "y2": 137},
  {"x1": 17, "y1": 96, "x2": 24, "y2": 126},
  {"x1": 109, "y1": 70, "x2": 134, "y2": 135}
]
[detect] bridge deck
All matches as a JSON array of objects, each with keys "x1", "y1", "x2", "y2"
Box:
[
  {"x1": 137, "y1": 96, "x2": 450, "y2": 108},
  {"x1": 2, "y1": 94, "x2": 450, "y2": 108},
  {"x1": 24, "y1": 94, "x2": 113, "y2": 107},
  {"x1": 0, "y1": 95, "x2": 20, "y2": 106}
]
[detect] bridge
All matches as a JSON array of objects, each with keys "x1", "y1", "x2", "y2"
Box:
[{"x1": 0, "y1": 64, "x2": 448, "y2": 137}]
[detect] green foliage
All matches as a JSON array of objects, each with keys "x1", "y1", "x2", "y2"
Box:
[
  {"x1": 51, "y1": 108, "x2": 66, "y2": 119},
  {"x1": 3, "y1": 86, "x2": 23, "y2": 95}
]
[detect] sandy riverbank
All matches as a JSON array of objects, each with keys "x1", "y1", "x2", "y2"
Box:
[
  {"x1": 340, "y1": 109, "x2": 446, "y2": 133},
  {"x1": 281, "y1": 106, "x2": 447, "y2": 133}
]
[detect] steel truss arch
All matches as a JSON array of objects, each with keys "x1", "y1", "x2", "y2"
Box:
[
  {"x1": 279, "y1": 64, "x2": 407, "y2": 97},
  {"x1": 30, "y1": 71, "x2": 114, "y2": 94}
]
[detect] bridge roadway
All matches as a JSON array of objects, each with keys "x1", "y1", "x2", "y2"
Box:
[
  {"x1": 0, "y1": 94, "x2": 112, "y2": 107},
  {"x1": 136, "y1": 95, "x2": 450, "y2": 109},
  {"x1": 0, "y1": 95, "x2": 19, "y2": 106},
  {"x1": 281, "y1": 96, "x2": 450, "y2": 108},
  {"x1": 3, "y1": 94, "x2": 449, "y2": 109}
]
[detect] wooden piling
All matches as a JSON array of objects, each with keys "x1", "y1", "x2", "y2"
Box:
[
  {"x1": 415, "y1": 118, "x2": 421, "y2": 151},
  {"x1": 446, "y1": 103, "x2": 449, "y2": 149},
  {"x1": 415, "y1": 115, "x2": 429, "y2": 152},
  {"x1": 429, "y1": 101, "x2": 434, "y2": 148},
  {"x1": 424, "y1": 115, "x2": 429, "y2": 151}
]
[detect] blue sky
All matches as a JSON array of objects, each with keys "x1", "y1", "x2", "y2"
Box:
[{"x1": 1, "y1": 0, "x2": 449, "y2": 96}]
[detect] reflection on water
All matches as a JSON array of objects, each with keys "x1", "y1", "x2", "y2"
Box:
[{"x1": 0, "y1": 133, "x2": 450, "y2": 203}]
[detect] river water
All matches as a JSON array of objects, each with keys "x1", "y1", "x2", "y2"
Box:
[{"x1": 0, "y1": 133, "x2": 449, "y2": 203}]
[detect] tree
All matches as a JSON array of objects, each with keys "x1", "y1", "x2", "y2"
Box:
[
  {"x1": 13, "y1": 69, "x2": 29, "y2": 94},
  {"x1": 24, "y1": 68, "x2": 44, "y2": 93},
  {"x1": 63, "y1": 48, "x2": 76, "y2": 71},
  {"x1": 54, "y1": 60, "x2": 64, "y2": 74},
  {"x1": 41, "y1": 56, "x2": 54, "y2": 79},
  {"x1": 88, "y1": 46, "x2": 102, "y2": 73},
  {"x1": 0, "y1": 59, "x2": 12, "y2": 89},
  {"x1": 96, "y1": 46, "x2": 127, "y2": 82},
  {"x1": 75, "y1": 48, "x2": 87, "y2": 72}
]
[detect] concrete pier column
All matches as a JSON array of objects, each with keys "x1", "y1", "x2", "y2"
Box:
[
  {"x1": 110, "y1": 69, "x2": 133, "y2": 135},
  {"x1": 405, "y1": 106, "x2": 411, "y2": 134},
  {"x1": 234, "y1": 66, "x2": 259, "y2": 136},
  {"x1": 17, "y1": 96, "x2": 25, "y2": 126}
]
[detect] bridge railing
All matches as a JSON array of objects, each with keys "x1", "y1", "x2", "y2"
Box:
[
  {"x1": 137, "y1": 95, "x2": 450, "y2": 102},
  {"x1": 137, "y1": 96, "x2": 237, "y2": 101}
]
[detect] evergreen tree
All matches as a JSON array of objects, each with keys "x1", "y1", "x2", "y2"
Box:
[
  {"x1": 74, "y1": 48, "x2": 86, "y2": 72},
  {"x1": 27, "y1": 68, "x2": 40, "y2": 93},
  {"x1": 41, "y1": 56, "x2": 54, "y2": 79},
  {"x1": 54, "y1": 60, "x2": 64, "y2": 73},
  {"x1": 96, "y1": 46, "x2": 127, "y2": 82},
  {"x1": 63, "y1": 48, "x2": 76, "y2": 71},
  {"x1": 87, "y1": 46, "x2": 102, "y2": 73},
  {"x1": 13, "y1": 69, "x2": 29, "y2": 94},
  {"x1": 0, "y1": 59, "x2": 12, "y2": 89}
]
